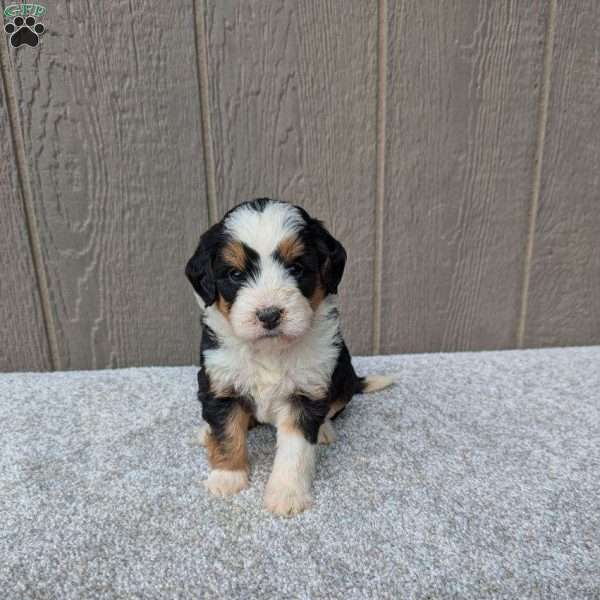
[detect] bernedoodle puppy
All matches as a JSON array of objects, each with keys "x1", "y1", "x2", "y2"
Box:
[{"x1": 185, "y1": 198, "x2": 393, "y2": 516}]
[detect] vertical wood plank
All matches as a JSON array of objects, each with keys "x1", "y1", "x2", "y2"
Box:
[
  {"x1": 9, "y1": 1, "x2": 208, "y2": 369},
  {"x1": 204, "y1": 0, "x2": 378, "y2": 354},
  {"x1": 524, "y1": 1, "x2": 600, "y2": 347},
  {"x1": 0, "y1": 57, "x2": 51, "y2": 372},
  {"x1": 380, "y1": 1, "x2": 547, "y2": 354}
]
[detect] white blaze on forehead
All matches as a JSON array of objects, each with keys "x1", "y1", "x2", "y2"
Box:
[
  {"x1": 222, "y1": 201, "x2": 313, "y2": 342},
  {"x1": 224, "y1": 201, "x2": 304, "y2": 256}
]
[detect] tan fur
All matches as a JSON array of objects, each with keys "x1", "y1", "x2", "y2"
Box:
[
  {"x1": 277, "y1": 235, "x2": 304, "y2": 263},
  {"x1": 206, "y1": 405, "x2": 250, "y2": 473},
  {"x1": 310, "y1": 275, "x2": 327, "y2": 310},
  {"x1": 279, "y1": 416, "x2": 301, "y2": 436},
  {"x1": 362, "y1": 374, "x2": 394, "y2": 393},
  {"x1": 209, "y1": 376, "x2": 235, "y2": 398},
  {"x1": 217, "y1": 240, "x2": 244, "y2": 317},
  {"x1": 317, "y1": 419, "x2": 337, "y2": 444},
  {"x1": 222, "y1": 240, "x2": 247, "y2": 271},
  {"x1": 216, "y1": 294, "x2": 231, "y2": 317},
  {"x1": 327, "y1": 399, "x2": 346, "y2": 419}
]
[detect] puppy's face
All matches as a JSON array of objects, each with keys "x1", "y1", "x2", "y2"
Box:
[{"x1": 186, "y1": 199, "x2": 346, "y2": 344}]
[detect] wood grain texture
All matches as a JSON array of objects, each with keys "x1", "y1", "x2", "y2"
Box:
[
  {"x1": 9, "y1": 1, "x2": 208, "y2": 369},
  {"x1": 380, "y1": 1, "x2": 547, "y2": 354},
  {"x1": 524, "y1": 1, "x2": 600, "y2": 347},
  {"x1": 203, "y1": 0, "x2": 378, "y2": 354},
  {"x1": 0, "y1": 55, "x2": 51, "y2": 372}
]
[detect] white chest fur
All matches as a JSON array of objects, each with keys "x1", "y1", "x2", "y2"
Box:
[{"x1": 202, "y1": 299, "x2": 341, "y2": 425}]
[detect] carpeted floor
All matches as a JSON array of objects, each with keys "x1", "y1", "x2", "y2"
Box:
[{"x1": 1, "y1": 347, "x2": 599, "y2": 599}]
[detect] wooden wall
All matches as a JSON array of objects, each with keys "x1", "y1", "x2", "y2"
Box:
[{"x1": 1, "y1": 0, "x2": 598, "y2": 372}]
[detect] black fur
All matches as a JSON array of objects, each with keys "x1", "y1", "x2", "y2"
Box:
[
  {"x1": 293, "y1": 395, "x2": 330, "y2": 444},
  {"x1": 198, "y1": 325, "x2": 250, "y2": 441},
  {"x1": 200, "y1": 391, "x2": 238, "y2": 442},
  {"x1": 272, "y1": 243, "x2": 320, "y2": 301},
  {"x1": 214, "y1": 243, "x2": 260, "y2": 305},
  {"x1": 269, "y1": 204, "x2": 348, "y2": 301},
  {"x1": 294, "y1": 206, "x2": 347, "y2": 295},
  {"x1": 185, "y1": 222, "x2": 225, "y2": 306},
  {"x1": 293, "y1": 342, "x2": 363, "y2": 442},
  {"x1": 198, "y1": 324, "x2": 257, "y2": 435},
  {"x1": 238, "y1": 197, "x2": 272, "y2": 213},
  {"x1": 330, "y1": 341, "x2": 364, "y2": 400},
  {"x1": 186, "y1": 224, "x2": 261, "y2": 308},
  {"x1": 199, "y1": 323, "x2": 219, "y2": 370}
]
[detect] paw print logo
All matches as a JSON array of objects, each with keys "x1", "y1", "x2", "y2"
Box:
[{"x1": 4, "y1": 15, "x2": 45, "y2": 48}]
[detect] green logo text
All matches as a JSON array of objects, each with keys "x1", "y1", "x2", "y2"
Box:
[{"x1": 3, "y1": 3, "x2": 45, "y2": 18}]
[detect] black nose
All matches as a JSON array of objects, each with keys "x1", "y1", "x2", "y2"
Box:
[{"x1": 256, "y1": 306, "x2": 282, "y2": 330}]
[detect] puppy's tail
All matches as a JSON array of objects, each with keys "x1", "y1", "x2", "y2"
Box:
[{"x1": 357, "y1": 373, "x2": 397, "y2": 394}]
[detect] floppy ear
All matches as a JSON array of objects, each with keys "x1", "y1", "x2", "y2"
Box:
[
  {"x1": 310, "y1": 220, "x2": 347, "y2": 294},
  {"x1": 185, "y1": 222, "x2": 222, "y2": 306}
]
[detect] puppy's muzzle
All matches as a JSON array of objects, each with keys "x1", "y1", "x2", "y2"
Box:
[{"x1": 256, "y1": 306, "x2": 283, "y2": 330}]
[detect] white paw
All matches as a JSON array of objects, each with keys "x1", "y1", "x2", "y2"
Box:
[
  {"x1": 204, "y1": 469, "x2": 248, "y2": 497},
  {"x1": 317, "y1": 419, "x2": 337, "y2": 445},
  {"x1": 199, "y1": 422, "x2": 211, "y2": 446},
  {"x1": 264, "y1": 483, "x2": 313, "y2": 517}
]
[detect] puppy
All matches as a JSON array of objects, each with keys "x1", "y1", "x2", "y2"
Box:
[{"x1": 186, "y1": 198, "x2": 392, "y2": 516}]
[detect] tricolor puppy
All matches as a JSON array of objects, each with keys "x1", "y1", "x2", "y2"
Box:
[{"x1": 186, "y1": 198, "x2": 392, "y2": 517}]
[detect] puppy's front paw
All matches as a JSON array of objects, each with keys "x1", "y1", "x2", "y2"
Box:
[
  {"x1": 204, "y1": 469, "x2": 248, "y2": 497},
  {"x1": 264, "y1": 483, "x2": 313, "y2": 517}
]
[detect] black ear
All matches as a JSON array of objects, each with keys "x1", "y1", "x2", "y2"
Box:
[
  {"x1": 310, "y1": 220, "x2": 347, "y2": 294},
  {"x1": 185, "y1": 222, "x2": 222, "y2": 306}
]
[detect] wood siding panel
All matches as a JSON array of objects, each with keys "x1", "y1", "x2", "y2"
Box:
[
  {"x1": 0, "y1": 53, "x2": 51, "y2": 372},
  {"x1": 8, "y1": 1, "x2": 208, "y2": 369},
  {"x1": 524, "y1": 1, "x2": 600, "y2": 347},
  {"x1": 380, "y1": 1, "x2": 547, "y2": 354},
  {"x1": 204, "y1": 0, "x2": 378, "y2": 354},
  {"x1": 3, "y1": 1, "x2": 599, "y2": 368}
]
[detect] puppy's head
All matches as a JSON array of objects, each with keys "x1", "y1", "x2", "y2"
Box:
[{"x1": 186, "y1": 198, "x2": 346, "y2": 344}]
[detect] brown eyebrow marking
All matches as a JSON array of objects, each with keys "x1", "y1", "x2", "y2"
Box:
[
  {"x1": 222, "y1": 240, "x2": 247, "y2": 271},
  {"x1": 276, "y1": 235, "x2": 304, "y2": 264}
]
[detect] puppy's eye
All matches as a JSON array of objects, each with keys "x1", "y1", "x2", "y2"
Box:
[
  {"x1": 288, "y1": 263, "x2": 304, "y2": 277},
  {"x1": 228, "y1": 269, "x2": 244, "y2": 282}
]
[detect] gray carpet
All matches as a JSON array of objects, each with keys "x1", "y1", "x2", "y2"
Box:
[{"x1": 1, "y1": 347, "x2": 599, "y2": 599}]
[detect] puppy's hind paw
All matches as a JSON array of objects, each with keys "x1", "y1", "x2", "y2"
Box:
[{"x1": 204, "y1": 469, "x2": 248, "y2": 497}]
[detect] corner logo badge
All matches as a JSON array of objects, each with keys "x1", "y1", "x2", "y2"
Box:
[{"x1": 4, "y1": 3, "x2": 46, "y2": 48}]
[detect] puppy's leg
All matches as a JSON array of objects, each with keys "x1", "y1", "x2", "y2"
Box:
[
  {"x1": 264, "y1": 397, "x2": 328, "y2": 517},
  {"x1": 264, "y1": 421, "x2": 315, "y2": 516},
  {"x1": 327, "y1": 399, "x2": 347, "y2": 420},
  {"x1": 203, "y1": 416, "x2": 256, "y2": 441},
  {"x1": 317, "y1": 418, "x2": 337, "y2": 444},
  {"x1": 203, "y1": 397, "x2": 250, "y2": 497}
]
